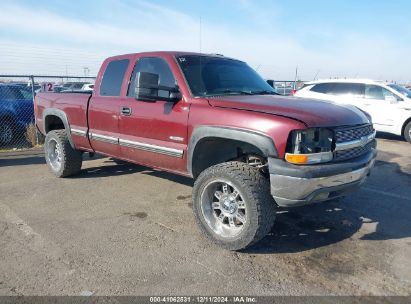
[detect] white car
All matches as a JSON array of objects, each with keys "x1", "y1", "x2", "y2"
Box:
[
  {"x1": 294, "y1": 79, "x2": 411, "y2": 143},
  {"x1": 81, "y1": 83, "x2": 94, "y2": 91}
]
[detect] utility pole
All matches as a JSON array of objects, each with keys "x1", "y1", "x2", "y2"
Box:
[
  {"x1": 83, "y1": 67, "x2": 90, "y2": 78},
  {"x1": 293, "y1": 66, "x2": 298, "y2": 89}
]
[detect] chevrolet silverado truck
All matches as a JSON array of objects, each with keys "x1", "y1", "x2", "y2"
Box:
[{"x1": 34, "y1": 52, "x2": 377, "y2": 250}]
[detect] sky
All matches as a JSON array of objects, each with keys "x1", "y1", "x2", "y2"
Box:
[{"x1": 0, "y1": 0, "x2": 410, "y2": 82}]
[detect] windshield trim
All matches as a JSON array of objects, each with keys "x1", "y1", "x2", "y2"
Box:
[
  {"x1": 173, "y1": 55, "x2": 195, "y2": 98},
  {"x1": 175, "y1": 54, "x2": 276, "y2": 98},
  {"x1": 174, "y1": 54, "x2": 246, "y2": 98}
]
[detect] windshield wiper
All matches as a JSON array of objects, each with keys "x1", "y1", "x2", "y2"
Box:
[
  {"x1": 250, "y1": 90, "x2": 280, "y2": 95},
  {"x1": 209, "y1": 89, "x2": 254, "y2": 96}
]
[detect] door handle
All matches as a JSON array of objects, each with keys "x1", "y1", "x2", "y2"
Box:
[{"x1": 120, "y1": 106, "x2": 132, "y2": 116}]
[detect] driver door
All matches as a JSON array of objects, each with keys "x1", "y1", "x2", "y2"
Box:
[{"x1": 118, "y1": 56, "x2": 189, "y2": 173}]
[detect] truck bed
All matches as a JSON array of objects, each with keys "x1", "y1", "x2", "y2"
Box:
[{"x1": 35, "y1": 92, "x2": 93, "y2": 151}]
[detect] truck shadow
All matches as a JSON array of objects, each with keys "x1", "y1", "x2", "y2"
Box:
[
  {"x1": 76, "y1": 153, "x2": 411, "y2": 255},
  {"x1": 77, "y1": 157, "x2": 193, "y2": 187},
  {"x1": 0, "y1": 149, "x2": 45, "y2": 167},
  {"x1": 0, "y1": 155, "x2": 45, "y2": 167},
  {"x1": 246, "y1": 155, "x2": 411, "y2": 254}
]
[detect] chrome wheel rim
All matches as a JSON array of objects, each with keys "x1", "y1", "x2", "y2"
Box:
[
  {"x1": 47, "y1": 138, "x2": 62, "y2": 171},
  {"x1": 200, "y1": 180, "x2": 247, "y2": 238},
  {"x1": 0, "y1": 124, "x2": 13, "y2": 144}
]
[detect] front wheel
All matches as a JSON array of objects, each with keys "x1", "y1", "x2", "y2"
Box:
[
  {"x1": 404, "y1": 121, "x2": 411, "y2": 143},
  {"x1": 44, "y1": 130, "x2": 83, "y2": 177},
  {"x1": 192, "y1": 161, "x2": 276, "y2": 251}
]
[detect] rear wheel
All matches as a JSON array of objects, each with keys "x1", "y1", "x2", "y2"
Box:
[
  {"x1": 404, "y1": 121, "x2": 411, "y2": 143},
  {"x1": 0, "y1": 120, "x2": 14, "y2": 145},
  {"x1": 44, "y1": 130, "x2": 82, "y2": 177},
  {"x1": 192, "y1": 161, "x2": 276, "y2": 251}
]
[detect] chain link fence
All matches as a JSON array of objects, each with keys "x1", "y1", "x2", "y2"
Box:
[
  {"x1": 0, "y1": 75, "x2": 301, "y2": 152},
  {"x1": 267, "y1": 80, "x2": 305, "y2": 95},
  {"x1": 0, "y1": 75, "x2": 95, "y2": 152}
]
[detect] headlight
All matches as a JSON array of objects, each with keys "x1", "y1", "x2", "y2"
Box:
[{"x1": 285, "y1": 128, "x2": 333, "y2": 165}]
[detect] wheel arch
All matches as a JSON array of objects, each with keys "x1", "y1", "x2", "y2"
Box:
[
  {"x1": 188, "y1": 126, "x2": 278, "y2": 178},
  {"x1": 0, "y1": 114, "x2": 16, "y2": 144},
  {"x1": 401, "y1": 116, "x2": 411, "y2": 136},
  {"x1": 43, "y1": 108, "x2": 74, "y2": 148}
]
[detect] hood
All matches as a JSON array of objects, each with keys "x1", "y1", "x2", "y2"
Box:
[{"x1": 207, "y1": 95, "x2": 370, "y2": 128}]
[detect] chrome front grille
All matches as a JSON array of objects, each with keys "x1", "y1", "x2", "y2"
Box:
[
  {"x1": 335, "y1": 124, "x2": 375, "y2": 143},
  {"x1": 335, "y1": 141, "x2": 376, "y2": 161},
  {"x1": 333, "y1": 124, "x2": 375, "y2": 162}
]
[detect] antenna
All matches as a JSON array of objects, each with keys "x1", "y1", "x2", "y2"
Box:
[
  {"x1": 199, "y1": 16, "x2": 202, "y2": 54},
  {"x1": 199, "y1": 16, "x2": 203, "y2": 91},
  {"x1": 313, "y1": 69, "x2": 320, "y2": 80}
]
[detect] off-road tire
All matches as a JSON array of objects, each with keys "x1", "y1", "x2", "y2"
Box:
[
  {"x1": 404, "y1": 121, "x2": 411, "y2": 143},
  {"x1": 44, "y1": 130, "x2": 82, "y2": 177},
  {"x1": 192, "y1": 161, "x2": 276, "y2": 251},
  {"x1": 0, "y1": 119, "x2": 14, "y2": 145}
]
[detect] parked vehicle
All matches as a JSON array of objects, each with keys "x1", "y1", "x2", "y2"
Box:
[
  {"x1": 387, "y1": 83, "x2": 411, "y2": 99},
  {"x1": 53, "y1": 86, "x2": 67, "y2": 93},
  {"x1": 275, "y1": 85, "x2": 293, "y2": 96},
  {"x1": 81, "y1": 83, "x2": 94, "y2": 91},
  {"x1": 62, "y1": 82, "x2": 91, "y2": 90},
  {"x1": 294, "y1": 79, "x2": 411, "y2": 143},
  {"x1": 0, "y1": 84, "x2": 34, "y2": 144},
  {"x1": 35, "y1": 52, "x2": 376, "y2": 250}
]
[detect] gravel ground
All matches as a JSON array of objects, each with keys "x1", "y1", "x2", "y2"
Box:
[{"x1": 0, "y1": 134, "x2": 410, "y2": 296}]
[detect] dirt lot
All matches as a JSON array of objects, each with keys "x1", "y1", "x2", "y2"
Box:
[{"x1": 0, "y1": 134, "x2": 410, "y2": 296}]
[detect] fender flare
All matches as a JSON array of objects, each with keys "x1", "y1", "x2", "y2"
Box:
[
  {"x1": 187, "y1": 126, "x2": 278, "y2": 176},
  {"x1": 42, "y1": 108, "x2": 75, "y2": 148}
]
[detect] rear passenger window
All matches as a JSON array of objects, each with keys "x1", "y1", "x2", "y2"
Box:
[
  {"x1": 311, "y1": 83, "x2": 364, "y2": 97},
  {"x1": 100, "y1": 59, "x2": 129, "y2": 96},
  {"x1": 128, "y1": 57, "x2": 176, "y2": 98},
  {"x1": 310, "y1": 83, "x2": 335, "y2": 94}
]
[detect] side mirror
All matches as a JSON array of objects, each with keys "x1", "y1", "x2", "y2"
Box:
[
  {"x1": 385, "y1": 95, "x2": 398, "y2": 104},
  {"x1": 169, "y1": 88, "x2": 182, "y2": 102},
  {"x1": 135, "y1": 71, "x2": 181, "y2": 103},
  {"x1": 135, "y1": 72, "x2": 160, "y2": 102}
]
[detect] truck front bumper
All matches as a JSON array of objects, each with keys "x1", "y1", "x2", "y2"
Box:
[{"x1": 269, "y1": 149, "x2": 377, "y2": 207}]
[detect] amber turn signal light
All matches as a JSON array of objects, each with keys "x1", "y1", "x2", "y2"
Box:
[{"x1": 285, "y1": 153, "x2": 309, "y2": 164}]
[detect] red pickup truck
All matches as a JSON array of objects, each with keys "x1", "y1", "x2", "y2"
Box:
[{"x1": 35, "y1": 51, "x2": 376, "y2": 250}]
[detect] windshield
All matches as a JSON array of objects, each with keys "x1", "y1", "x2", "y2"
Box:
[
  {"x1": 387, "y1": 84, "x2": 411, "y2": 98},
  {"x1": 176, "y1": 55, "x2": 276, "y2": 97}
]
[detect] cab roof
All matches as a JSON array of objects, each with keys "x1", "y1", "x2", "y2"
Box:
[{"x1": 105, "y1": 51, "x2": 240, "y2": 62}]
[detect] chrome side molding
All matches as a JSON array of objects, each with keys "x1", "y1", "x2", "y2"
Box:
[
  {"x1": 83, "y1": 129, "x2": 183, "y2": 158},
  {"x1": 70, "y1": 128, "x2": 87, "y2": 137},
  {"x1": 119, "y1": 139, "x2": 183, "y2": 158},
  {"x1": 89, "y1": 132, "x2": 119, "y2": 145}
]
